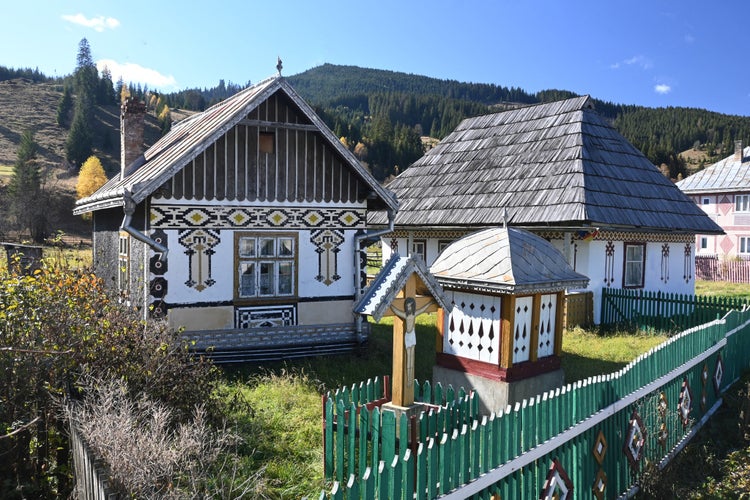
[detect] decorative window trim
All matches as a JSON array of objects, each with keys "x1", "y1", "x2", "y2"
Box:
[
  {"x1": 604, "y1": 241, "x2": 616, "y2": 287},
  {"x1": 310, "y1": 229, "x2": 345, "y2": 286},
  {"x1": 683, "y1": 243, "x2": 693, "y2": 283},
  {"x1": 179, "y1": 229, "x2": 220, "y2": 292},
  {"x1": 660, "y1": 243, "x2": 670, "y2": 283},
  {"x1": 622, "y1": 242, "x2": 646, "y2": 289},
  {"x1": 234, "y1": 232, "x2": 298, "y2": 302}
]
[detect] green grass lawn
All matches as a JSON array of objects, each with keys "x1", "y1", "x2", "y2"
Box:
[{"x1": 696, "y1": 279, "x2": 750, "y2": 300}]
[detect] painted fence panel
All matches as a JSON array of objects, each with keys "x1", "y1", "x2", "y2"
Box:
[
  {"x1": 696, "y1": 255, "x2": 750, "y2": 283},
  {"x1": 601, "y1": 287, "x2": 749, "y2": 332},
  {"x1": 322, "y1": 308, "x2": 750, "y2": 499}
]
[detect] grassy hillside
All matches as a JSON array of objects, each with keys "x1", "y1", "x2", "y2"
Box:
[{"x1": 0, "y1": 78, "x2": 165, "y2": 242}]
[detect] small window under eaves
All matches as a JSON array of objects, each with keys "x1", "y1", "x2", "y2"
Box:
[{"x1": 259, "y1": 131, "x2": 275, "y2": 154}]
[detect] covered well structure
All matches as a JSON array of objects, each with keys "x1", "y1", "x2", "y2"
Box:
[{"x1": 430, "y1": 226, "x2": 589, "y2": 413}]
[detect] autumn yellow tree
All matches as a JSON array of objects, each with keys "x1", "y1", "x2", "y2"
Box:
[{"x1": 76, "y1": 155, "x2": 108, "y2": 201}]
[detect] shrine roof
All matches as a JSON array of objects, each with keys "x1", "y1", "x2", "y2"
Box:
[
  {"x1": 354, "y1": 253, "x2": 450, "y2": 321},
  {"x1": 430, "y1": 226, "x2": 589, "y2": 295}
]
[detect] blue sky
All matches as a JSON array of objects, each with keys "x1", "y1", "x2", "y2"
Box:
[{"x1": 3, "y1": 1, "x2": 749, "y2": 116}]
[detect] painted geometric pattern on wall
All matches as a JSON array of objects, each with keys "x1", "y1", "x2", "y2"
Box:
[
  {"x1": 150, "y1": 205, "x2": 366, "y2": 229},
  {"x1": 235, "y1": 304, "x2": 297, "y2": 329},
  {"x1": 444, "y1": 291, "x2": 501, "y2": 364},
  {"x1": 513, "y1": 296, "x2": 533, "y2": 363},
  {"x1": 537, "y1": 294, "x2": 557, "y2": 358},
  {"x1": 149, "y1": 228, "x2": 168, "y2": 319},
  {"x1": 311, "y1": 229, "x2": 345, "y2": 286},
  {"x1": 178, "y1": 229, "x2": 220, "y2": 292}
]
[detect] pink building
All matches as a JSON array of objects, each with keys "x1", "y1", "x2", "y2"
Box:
[{"x1": 676, "y1": 141, "x2": 748, "y2": 258}]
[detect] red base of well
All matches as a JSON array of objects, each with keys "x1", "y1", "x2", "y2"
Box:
[{"x1": 435, "y1": 352, "x2": 561, "y2": 382}]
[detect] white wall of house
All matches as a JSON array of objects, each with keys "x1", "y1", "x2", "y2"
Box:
[
  {"x1": 384, "y1": 231, "x2": 696, "y2": 325},
  {"x1": 149, "y1": 198, "x2": 365, "y2": 331}
]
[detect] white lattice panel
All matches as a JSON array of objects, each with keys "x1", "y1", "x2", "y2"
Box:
[
  {"x1": 513, "y1": 296, "x2": 533, "y2": 363},
  {"x1": 537, "y1": 294, "x2": 557, "y2": 358},
  {"x1": 443, "y1": 291, "x2": 501, "y2": 364}
]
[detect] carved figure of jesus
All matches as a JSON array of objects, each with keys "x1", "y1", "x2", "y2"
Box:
[{"x1": 390, "y1": 297, "x2": 432, "y2": 386}]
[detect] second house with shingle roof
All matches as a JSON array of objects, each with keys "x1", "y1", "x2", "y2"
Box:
[{"x1": 370, "y1": 96, "x2": 723, "y2": 324}]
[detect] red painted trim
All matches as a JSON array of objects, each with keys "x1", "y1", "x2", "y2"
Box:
[{"x1": 436, "y1": 352, "x2": 561, "y2": 382}]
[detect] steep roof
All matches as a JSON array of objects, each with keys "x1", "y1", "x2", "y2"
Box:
[
  {"x1": 430, "y1": 226, "x2": 589, "y2": 295},
  {"x1": 371, "y1": 96, "x2": 722, "y2": 234},
  {"x1": 354, "y1": 253, "x2": 450, "y2": 322},
  {"x1": 74, "y1": 75, "x2": 397, "y2": 215},
  {"x1": 676, "y1": 146, "x2": 750, "y2": 193}
]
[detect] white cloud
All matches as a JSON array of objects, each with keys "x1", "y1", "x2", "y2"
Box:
[
  {"x1": 654, "y1": 84, "x2": 672, "y2": 95},
  {"x1": 62, "y1": 13, "x2": 120, "y2": 32},
  {"x1": 97, "y1": 59, "x2": 177, "y2": 91},
  {"x1": 610, "y1": 55, "x2": 653, "y2": 70}
]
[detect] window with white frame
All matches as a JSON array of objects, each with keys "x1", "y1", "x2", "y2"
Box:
[
  {"x1": 623, "y1": 242, "x2": 646, "y2": 288},
  {"x1": 736, "y1": 194, "x2": 750, "y2": 213},
  {"x1": 118, "y1": 233, "x2": 130, "y2": 295},
  {"x1": 739, "y1": 236, "x2": 750, "y2": 255},
  {"x1": 235, "y1": 233, "x2": 296, "y2": 299},
  {"x1": 699, "y1": 237, "x2": 709, "y2": 251},
  {"x1": 412, "y1": 239, "x2": 427, "y2": 262},
  {"x1": 702, "y1": 197, "x2": 711, "y2": 205}
]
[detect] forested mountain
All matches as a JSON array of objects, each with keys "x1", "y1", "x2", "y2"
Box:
[{"x1": 3, "y1": 62, "x2": 750, "y2": 185}]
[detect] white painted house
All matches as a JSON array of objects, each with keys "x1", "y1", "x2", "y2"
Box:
[
  {"x1": 74, "y1": 75, "x2": 398, "y2": 359},
  {"x1": 370, "y1": 96, "x2": 723, "y2": 324}
]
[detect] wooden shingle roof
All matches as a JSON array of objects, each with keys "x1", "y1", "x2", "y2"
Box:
[
  {"x1": 676, "y1": 147, "x2": 750, "y2": 193},
  {"x1": 371, "y1": 96, "x2": 722, "y2": 234},
  {"x1": 430, "y1": 226, "x2": 589, "y2": 295},
  {"x1": 74, "y1": 75, "x2": 397, "y2": 215}
]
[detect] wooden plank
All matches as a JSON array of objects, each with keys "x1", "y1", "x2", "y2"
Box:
[
  {"x1": 500, "y1": 295, "x2": 515, "y2": 368},
  {"x1": 324, "y1": 396, "x2": 334, "y2": 480},
  {"x1": 336, "y1": 400, "x2": 345, "y2": 483}
]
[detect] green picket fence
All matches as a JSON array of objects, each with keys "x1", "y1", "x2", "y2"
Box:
[
  {"x1": 600, "y1": 287, "x2": 750, "y2": 332},
  {"x1": 321, "y1": 307, "x2": 750, "y2": 499}
]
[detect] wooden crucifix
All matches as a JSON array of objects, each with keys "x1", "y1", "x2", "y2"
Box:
[{"x1": 383, "y1": 274, "x2": 440, "y2": 407}]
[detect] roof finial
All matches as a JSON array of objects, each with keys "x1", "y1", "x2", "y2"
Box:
[{"x1": 276, "y1": 56, "x2": 283, "y2": 76}]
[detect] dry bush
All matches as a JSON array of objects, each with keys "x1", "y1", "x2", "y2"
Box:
[{"x1": 67, "y1": 377, "x2": 263, "y2": 499}]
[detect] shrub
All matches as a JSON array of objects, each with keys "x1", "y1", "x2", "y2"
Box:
[
  {"x1": 67, "y1": 377, "x2": 257, "y2": 499},
  {"x1": 0, "y1": 263, "x2": 219, "y2": 498}
]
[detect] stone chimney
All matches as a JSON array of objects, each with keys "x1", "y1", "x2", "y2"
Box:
[
  {"x1": 120, "y1": 97, "x2": 146, "y2": 180},
  {"x1": 735, "y1": 140, "x2": 744, "y2": 162}
]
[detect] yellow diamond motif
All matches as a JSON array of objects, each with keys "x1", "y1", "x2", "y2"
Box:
[
  {"x1": 184, "y1": 209, "x2": 210, "y2": 226},
  {"x1": 338, "y1": 211, "x2": 360, "y2": 227},
  {"x1": 268, "y1": 211, "x2": 288, "y2": 226},
  {"x1": 229, "y1": 210, "x2": 250, "y2": 226},
  {"x1": 303, "y1": 211, "x2": 324, "y2": 227}
]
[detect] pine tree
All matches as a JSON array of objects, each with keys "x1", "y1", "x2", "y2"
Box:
[
  {"x1": 66, "y1": 110, "x2": 93, "y2": 168},
  {"x1": 8, "y1": 130, "x2": 47, "y2": 241},
  {"x1": 66, "y1": 38, "x2": 98, "y2": 167},
  {"x1": 98, "y1": 65, "x2": 116, "y2": 105},
  {"x1": 57, "y1": 85, "x2": 73, "y2": 127}
]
